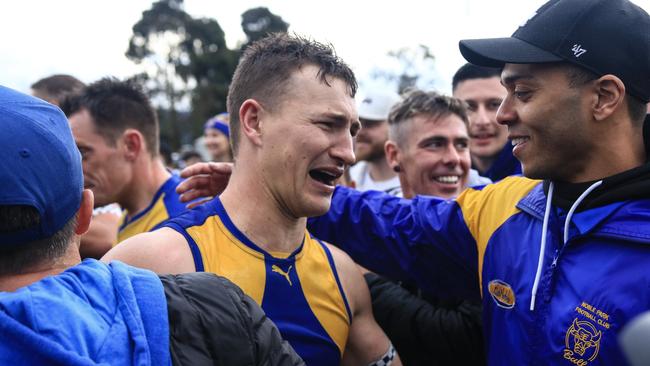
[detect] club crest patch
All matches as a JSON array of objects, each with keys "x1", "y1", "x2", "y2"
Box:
[
  {"x1": 487, "y1": 279, "x2": 515, "y2": 309},
  {"x1": 563, "y1": 301, "x2": 611, "y2": 365}
]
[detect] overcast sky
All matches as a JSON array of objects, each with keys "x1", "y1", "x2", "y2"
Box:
[{"x1": 2, "y1": 0, "x2": 649, "y2": 98}]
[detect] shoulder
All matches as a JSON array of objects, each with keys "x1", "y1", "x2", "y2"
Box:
[
  {"x1": 456, "y1": 176, "x2": 540, "y2": 209},
  {"x1": 161, "y1": 198, "x2": 221, "y2": 231},
  {"x1": 102, "y1": 227, "x2": 195, "y2": 274}
]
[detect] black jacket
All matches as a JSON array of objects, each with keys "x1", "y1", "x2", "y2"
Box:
[
  {"x1": 161, "y1": 272, "x2": 305, "y2": 366},
  {"x1": 365, "y1": 273, "x2": 485, "y2": 366}
]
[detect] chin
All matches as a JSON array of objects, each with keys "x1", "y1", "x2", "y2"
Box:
[
  {"x1": 520, "y1": 165, "x2": 546, "y2": 180},
  {"x1": 302, "y1": 200, "x2": 331, "y2": 218}
]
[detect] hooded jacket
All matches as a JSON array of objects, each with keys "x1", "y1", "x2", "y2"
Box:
[
  {"x1": 308, "y1": 163, "x2": 650, "y2": 365},
  {"x1": 0, "y1": 260, "x2": 170, "y2": 365},
  {"x1": 0, "y1": 260, "x2": 304, "y2": 366}
]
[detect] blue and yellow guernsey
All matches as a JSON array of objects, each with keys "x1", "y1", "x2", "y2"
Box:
[
  {"x1": 117, "y1": 174, "x2": 187, "y2": 243},
  {"x1": 161, "y1": 198, "x2": 352, "y2": 366}
]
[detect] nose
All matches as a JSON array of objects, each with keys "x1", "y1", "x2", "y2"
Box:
[
  {"x1": 496, "y1": 96, "x2": 516, "y2": 126},
  {"x1": 441, "y1": 144, "x2": 460, "y2": 166},
  {"x1": 332, "y1": 134, "x2": 356, "y2": 167},
  {"x1": 472, "y1": 105, "x2": 491, "y2": 126}
]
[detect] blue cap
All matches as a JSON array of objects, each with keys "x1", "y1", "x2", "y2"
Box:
[
  {"x1": 204, "y1": 113, "x2": 230, "y2": 137},
  {"x1": 0, "y1": 85, "x2": 83, "y2": 245}
]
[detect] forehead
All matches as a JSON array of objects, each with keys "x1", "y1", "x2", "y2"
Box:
[
  {"x1": 501, "y1": 63, "x2": 568, "y2": 85},
  {"x1": 280, "y1": 65, "x2": 358, "y2": 119},
  {"x1": 409, "y1": 113, "x2": 468, "y2": 138},
  {"x1": 68, "y1": 109, "x2": 108, "y2": 144},
  {"x1": 453, "y1": 77, "x2": 505, "y2": 101}
]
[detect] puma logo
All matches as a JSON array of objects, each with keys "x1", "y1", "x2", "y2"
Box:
[{"x1": 272, "y1": 265, "x2": 293, "y2": 286}]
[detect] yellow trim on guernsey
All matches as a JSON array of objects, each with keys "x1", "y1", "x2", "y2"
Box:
[
  {"x1": 186, "y1": 215, "x2": 267, "y2": 303},
  {"x1": 117, "y1": 198, "x2": 169, "y2": 243},
  {"x1": 455, "y1": 176, "x2": 540, "y2": 292},
  {"x1": 296, "y1": 236, "x2": 350, "y2": 354}
]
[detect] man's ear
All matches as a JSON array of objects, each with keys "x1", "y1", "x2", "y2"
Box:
[
  {"x1": 75, "y1": 189, "x2": 94, "y2": 236},
  {"x1": 239, "y1": 99, "x2": 264, "y2": 147},
  {"x1": 592, "y1": 75, "x2": 626, "y2": 121},
  {"x1": 384, "y1": 140, "x2": 401, "y2": 173},
  {"x1": 122, "y1": 129, "x2": 144, "y2": 160}
]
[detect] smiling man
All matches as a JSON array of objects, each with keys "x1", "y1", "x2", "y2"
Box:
[
  {"x1": 103, "y1": 34, "x2": 399, "y2": 366},
  {"x1": 384, "y1": 90, "x2": 472, "y2": 199},
  {"x1": 452, "y1": 63, "x2": 521, "y2": 181},
  {"x1": 306, "y1": 0, "x2": 650, "y2": 364}
]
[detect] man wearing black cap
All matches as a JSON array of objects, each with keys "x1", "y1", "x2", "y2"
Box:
[
  {"x1": 0, "y1": 85, "x2": 303, "y2": 365},
  {"x1": 303, "y1": 0, "x2": 650, "y2": 364}
]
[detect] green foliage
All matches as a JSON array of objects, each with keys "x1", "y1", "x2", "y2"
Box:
[
  {"x1": 241, "y1": 7, "x2": 289, "y2": 49},
  {"x1": 126, "y1": 2, "x2": 289, "y2": 150},
  {"x1": 126, "y1": 0, "x2": 237, "y2": 150}
]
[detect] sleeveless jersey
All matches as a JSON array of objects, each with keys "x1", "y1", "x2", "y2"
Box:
[
  {"x1": 162, "y1": 198, "x2": 352, "y2": 366},
  {"x1": 117, "y1": 174, "x2": 187, "y2": 243}
]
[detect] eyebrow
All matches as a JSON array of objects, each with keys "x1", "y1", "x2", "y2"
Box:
[
  {"x1": 501, "y1": 73, "x2": 535, "y2": 86},
  {"x1": 320, "y1": 112, "x2": 361, "y2": 130}
]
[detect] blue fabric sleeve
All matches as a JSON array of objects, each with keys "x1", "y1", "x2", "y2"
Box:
[{"x1": 308, "y1": 186, "x2": 481, "y2": 301}]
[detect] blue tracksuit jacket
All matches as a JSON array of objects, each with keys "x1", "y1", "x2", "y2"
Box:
[{"x1": 309, "y1": 176, "x2": 650, "y2": 365}]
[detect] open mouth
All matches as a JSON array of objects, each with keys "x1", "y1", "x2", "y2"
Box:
[
  {"x1": 433, "y1": 175, "x2": 460, "y2": 185},
  {"x1": 511, "y1": 137, "x2": 530, "y2": 147},
  {"x1": 309, "y1": 169, "x2": 342, "y2": 187}
]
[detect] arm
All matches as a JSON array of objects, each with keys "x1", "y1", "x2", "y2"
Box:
[
  {"x1": 310, "y1": 187, "x2": 480, "y2": 300},
  {"x1": 101, "y1": 228, "x2": 196, "y2": 274},
  {"x1": 326, "y1": 244, "x2": 402, "y2": 366}
]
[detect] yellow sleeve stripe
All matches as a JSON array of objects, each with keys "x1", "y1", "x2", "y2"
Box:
[{"x1": 455, "y1": 177, "x2": 540, "y2": 293}]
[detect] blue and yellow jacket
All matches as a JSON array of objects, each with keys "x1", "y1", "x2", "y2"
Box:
[
  {"x1": 118, "y1": 174, "x2": 187, "y2": 242},
  {"x1": 309, "y1": 176, "x2": 650, "y2": 365}
]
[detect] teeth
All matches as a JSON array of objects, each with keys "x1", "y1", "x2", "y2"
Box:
[
  {"x1": 511, "y1": 137, "x2": 529, "y2": 146},
  {"x1": 434, "y1": 176, "x2": 459, "y2": 184}
]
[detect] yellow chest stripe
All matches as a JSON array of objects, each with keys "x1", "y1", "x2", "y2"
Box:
[
  {"x1": 296, "y1": 238, "x2": 350, "y2": 354},
  {"x1": 187, "y1": 215, "x2": 267, "y2": 303},
  {"x1": 456, "y1": 177, "x2": 540, "y2": 292}
]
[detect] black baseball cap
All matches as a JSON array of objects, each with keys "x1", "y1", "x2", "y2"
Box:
[{"x1": 459, "y1": 0, "x2": 650, "y2": 102}]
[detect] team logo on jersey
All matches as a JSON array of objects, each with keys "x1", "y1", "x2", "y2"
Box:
[
  {"x1": 272, "y1": 265, "x2": 293, "y2": 286},
  {"x1": 487, "y1": 279, "x2": 515, "y2": 309},
  {"x1": 564, "y1": 318, "x2": 601, "y2": 364}
]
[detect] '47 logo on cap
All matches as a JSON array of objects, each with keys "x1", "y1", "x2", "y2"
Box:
[{"x1": 571, "y1": 44, "x2": 587, "y2": 58}]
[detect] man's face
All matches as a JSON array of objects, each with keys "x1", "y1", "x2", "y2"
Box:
[
  {"x1": 354, "y1": 118, "x2": 389, "y2": 162},
  {"x1": 453, "y1": 77, "x2": 508, "y2": 162},
  {"x1": 396, "y1": 114, "x2": 471, "y2": 199},
  {"x1": 498, "y1": 63, "x2": 592, "y2": 181},
  {"x1": 257, "y1": 65, "x2": 359, "y2": 218},
  {"x1": 204, "y1": 128, "x2": 230, "y2": 161},
  {"x1": 69, "y1": 109, "x2": 132, "y2": 208}
]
